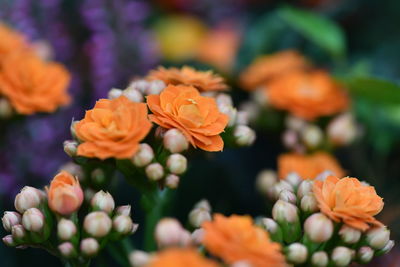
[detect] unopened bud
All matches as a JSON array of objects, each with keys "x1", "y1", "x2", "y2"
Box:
[
  {"x1": 179, "y1": 230, "x2": 192, "y2": 247},
  {"x1": 128, "y1": 79, "x2": 149, "y2": 94},
  {"x1": 14, "y1": 186, "x2": 43, "y2": 213},
  {"x1": 22, "y1": 208, "x2": 45, "y2": 232},
  {"x1": 327, "y1": 113, "x2": 357, "y2": 146},
  {"x1": 194, "y1": 199, "x2": 211, "y2": 211},
  {"x1": 272, "y1": 180, "x2": 294, "y2": 199},
  {"x1": 300, "y1": 193, "x2": 318, "y2": 213},
  {"x1": 91, "y1": 191, "x2": 115, "y2": 214},
  {"x1": 63, "y1": 140, "x2": 78, "y2": 157},
  {"x1": 58, "y1": 242, "x2": 76, "y2": 258},
  {"x1": 145, "y1": 163, "x2": 164, "y2": 181},
  {"x1": 234, "y1": 125, "x2": 256, "y2": 146},
  {"x1": 155, "y1": 218, "x2": 183, "y2": 247},
  {"x1": 11, "y1": 224, "x2": 26, "y2": 241},
  {"x1": 219, "y1": 104, "x2": 237, "y2": 127},
  {"x1": 191, "y1": 229, "x2": 204, "y2": 245},
  {"x1": 279, "y1": 189, "x2": 297, "y2": 204},
  {"x1": 286, "y1": 243, "x2": 308, "y2": 264},
  {"x1": 146, "y1": 80, "x2": 166, "y2": 95},
  {"x1": 256, "y1": 170, "x2": 277, "y2": 197},
  {"x1": 301, "y1": 125, "x2": 323, "y2": 148},
  {"x1": 357, "y1": 246, "x2": 373, "y2": 263},
  {"x1": 286, "y1": 115, "x2": 306, "y2": 131},
  {"x1": 188, "y1": 208, "x2": 211, "y2": 228},
  {"x1": 83, "y1": 211, "x2": 112, "y2": 238},
  {"x1": 311, "y1": 251, "x2": 328, "y2": 267},
  {"x1": 216, "y1": 93, "x2": 233, "y2": 106},
  {"x1": 339, "y1": 225, "x2": 361, "y2": 244},
  {"x1": 80, "y1": 238, "x2": 99, "y2": 257},
  {"x1": 366, "y1": 227, "x2": 390, "y2": 250},
  {"x1": 166, "y1": 154, "x2": 187, "y2": 175},
  {"x1": 0, "y1": 98, "x2": 13, "y2": 118},
  {"x1": 2, "y1": 235, "x2": 15, "y2": 247},
  {"x1": 116, "y1": 205, "x2": 131, "y2": 216},
  {"x1": 297, "y1": 180, "x2": 313, "y2": 198},
  {"x1": 261, "y1": 218, "x2": 278, "y2": 234},
  {"x1": 123, "y1": 88, "x2": 143, "y2": 102},
  {"x1": 272, "y1": 200, "x2": 299, "y2": 223},
  {"x1": 108, "y1": 88, "x2": 123, "y2": 99},
  {"x1": 236, "y1": 111, "x2": 249, "y2": 125},
  {"x1": 57, "y1": 219, "x2": 77, "y2": 241},
  {"x1": 165, "y1": 174, "x2": 180, "y2": 189},
  {"x1": 113, "y1": 215, "x2": 134, "y2": 235},
  {"x1": 285, "y1": 172, "x2": 302, "y2": 187},
  {"x1": 304, "y1": 213, "x2": 333, "y2": 243},
  {"x1": 282, "y1": 130, "x2": 298, "y2": 149},
  {"x1": 132, "y1": 143, "x2": 154, "y2": 167},
  {"x1": 129, "y1": 250, "x2": 151, "y2": 267},
  {"x1": 380, "y1": 240, "x2": 395, "y2": 254},
  {"x1": 331, "y1": 246, "x2": 353, "y2": 267},
  {"x1": 163, "y1": 129, "x2": 189, "y2": 153},
  {"x1": 2, "y1": 212, "x2": 21, "y2": 232}
]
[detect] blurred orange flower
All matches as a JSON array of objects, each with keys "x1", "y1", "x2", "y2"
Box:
[
  {"x1": 147, "y1": 84, "x2": 228, "y2": 151},
  {"x1": 47, "y1": 171, "x2": 84, "y2": 216},
  {"x1": 267, "y1": 70, "x2": 349, "y2": 120},
  {"x1": 202, "y1": 214, "x2": 285, "y2": 267},
  {"x1": 278, "y1": 152, "x2": 345, "y2": 179},
  {"x1": 146, "y1": 248, "x2": 219, "y2": 267},
  {"x1": 240, "y1": 50, "x2": 310, "y2": 91},
  {"x1": 313, "y1": 175, "x2": 384, "y2": 231},
  {"x1": 0, "y1": 52, "x2": 70, "y2": 115},
  {"x1": 0, "y1": 23, "x2": 28, "y2": 60},
  {"x1": 75, "y1": 96, "x2": 152, "y2": 160},
  {"x1": 147, "y1": 66, "x2": 228, "y2": 92}
]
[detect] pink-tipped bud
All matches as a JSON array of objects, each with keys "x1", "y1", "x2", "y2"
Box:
[
  {"x1": 91, "y1": 191, "x2": 115, "y2": 214},
  {"x1": 2, "y1": 212, "x2": 21, "y2": 232},
  {"x1": 218, "y1": 103, "x2": 237, "y2": 127},
  {"x1": 327, "y1": 113, "x2": 357, "y2": 146},
  {"x1": 188, "y1": 208, "x2": 211, "y2": 228},
  {"x1": 234, "y1": 125, "x2": 256, "y2": 146},
  {"x1": 132, "y1": 143, "x2": 154, "y2": 167},
  {"x1": 165, "y1": 174, "x2": 180, "y2": 189},
  {"x1": 300, "y1": 125, "x2": 323, "y2": 149},
  {"x1": 304, "y1": 213, "x2": 333, "y2": 243},
  {"x1": 22, "y1": 208, "x2": 45, "y2": 232},
  {"x1": 339, "y1": 225, "x2": 361, "y2": 244},
  {"x1": 63, "y1": 140, "x2": 78, "y2": 157},
  {"x1": 166, "y1": 154, "x2": 187, "y2": 175},
  {"x1": 58, "y1": 219, "x2": 77, "y2": 241},
  {"x1": 256, "y1": 170, "x2": 277, "y2": 197},
  {"x1": 311, "y1": 251, "x2": 328, "y2": 267},
  {"x1": 285, "y1": 172, "x2": 302, "y2": 187},
  {"x1": 58, "y1": 242, "x2": 76, "y2": 258},
  {"x1": 300, "y1": 193, "x2": 318, "y2": 213},
  {"x1": 191, "y1": 228, "x2": 204, "y2": 245},
  {"x1": 286, "y1": 243, "x2": 308, "y2": 264},
  {"x1": 83, "y1": 211, "x2": 112, "y2": 238},
  {"x1": 155, "y1": 218, "x2": 184, "y2": 248},
  {"x1": 108, "y1": 88, "x2": 123, "y2": 99},
  {"x1": 145, "y1": 163, "x2": 164, "y2": 181},
  {"x1": 14, "y1": 186, "x2": 43, "y2": 213},
  {"x1": 331, "y1": 246, "x2": 353, "y2": 267},
  {"x1": 129, "y1": 250, "x2": 151, "y2": 267},
  {"x1": 261, "y1": 218, "x2": 278, "y2": 234},
  {"x1": 116, "y1": 205, "x2": 131, "y2": 216},
  {"x1": 358, "y1": 246, "x2": 373, "y2": 263},
  {"x1": 286, "y1": 115, "x2": 306, "y2": 131},
  {"x1": 272, "y1": 200, "x2": 299, "y2": 223},
  {"x1": 163, "y1": 129, "x2": 189, "y2": 153},
  {"x1": 381, "y1": 240, "x2": 395, "y2": 254},
  {"x1": 279, "y1": 189, "x2": 297, "y2": 204},
  {"x1": 0, "y1": 98, "x2": 13, "y2": 118},
  {"x1": 146, "y1": 80, "x2": 166, "y2": 95},
  {"x1": 236, "y1": 111, "x2": 249, "y2": 125},
  {"x1": 113, "y1": 215, "x2": 134, "y2": 235},
  {"x1": 282, "y1": 130, "x2": 298, "y2": 149},
  {"x1": 123, "y1": 88, "x2": 144, "y2": 102},
  {"x1": 80, "y1": 238, "x2": 99, "y2": 257},
  {"x1": 3, "y1": 235, "x2": 15, "y2": 247},
  {"x1": 272, "y1": 180, "x2": 294, "y2": 199},
  {"x1": 297, "y1": 180, "x2": 313, "y2": 198},
  {"x1": 11, "y1": 224, "x2": 26, "y2": 241},
  {"x1": 366, "y1": 227, "x2": 390, "y2": 250}
]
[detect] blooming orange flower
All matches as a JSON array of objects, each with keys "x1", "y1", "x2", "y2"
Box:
[
  {"x1": 147, "y1": 84, "x2": 229, "y2": 152},
  {"x1": 75, "y1": 96, "x2": 152, "y2": 160},
  {"x1": 202, "y1": 214, "x2": 285, "y2": 267},
  {"x1": 0, "y1": 23, "x2": 28, "y2": 60},
  {"x1": 266, "y1": 70, "x2": 349, "y2": 121},
  {"x1": 47, "y1": 171, "x2": 84, "y2": 216},
  {"x1": 0, "y1": 52, "x2": 70, "y2": 115},
  {"x1": 147, "y1": 66, "x2": 228, "y2": 92},
  {"x1": 240, "y1": 50, "x2": 310, "y2": 91},
  {"x1": 313, "y1": 175, "x2": 384, "y2": 231},
  {"x1": 278, "y1": 152, "x2": 345, "y2": 180},
  {"x1": 146, "y1": 248, "x2": 219, "y2": 267}
]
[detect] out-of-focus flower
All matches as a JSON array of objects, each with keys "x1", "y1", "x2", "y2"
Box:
[
  {"x1": 155, "y1": 218, "x2": 190, "y2": 248},
  {"x1": 313, "y1": 176, "x2": 384, "y2": 231},
  {"x1": 146, "y1": 248, "x2": 219, "y2": 267},
  {"x1": 311, "y1": 251, "x2": 328, "y2": 267},
  {"x1": 166, "y1": 154, "x2": 187, "y2": 175},
  {"x1": 233, "y1": 125, "x2": 256, "y2": 146},
  {"x1": 74, "y1": 96, "x2": 152, "y2": 160},
  {"x1": 147, "y1": 85, "x2": 228, "y2": 151},
  {"x1": 129, "y1": 250, "x2": 152, "y2": 267},
  {"x1": 80, "y1": 238, "x2": 99, "y2": 257},
  {"x1": 327, "y1": 113, "x2": 358, "y2": 145},
  {"x1": 331, "y1": 246, "x2": 354, "y2": 266},
  {"x1": 286, "y1": 243, "x2": 308, "y2": 264},
  {"x1": 0, "y1": 23, "x2": 28, "y2": 59},
  {"x1": 58, "y1": 242, "x2": 76, "y2": 258},
  {"x1": 202, "y1": 214, "x2": 285, "y2": 267}
]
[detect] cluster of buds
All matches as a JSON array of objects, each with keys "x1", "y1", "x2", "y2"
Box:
[{"x1": 108, "y1": 79, "x2": 167, "y2": 102}]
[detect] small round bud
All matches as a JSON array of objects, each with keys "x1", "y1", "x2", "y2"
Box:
[
  {"x1": 128, "y1": 79, "x2": 149, "y2": 94},
  {"x1": 163, "y1": 129, "x2": 189, "y2": 153},
  {"x1": 272, "y1": 200, "x2": 299, "y2": 223},
  {"x1": 300, "y1": 193, "x2": 318, "y2": 213},
  {"x1": 179, "y1": 230, "x2": 193, "y2": 247},
  {"x1": 58, "y1": 242, "x2": 76, "y2": 258},
  {"x1": 58, "y1": 219, "x2": 77, "y2": 241},
  {"x1": 272, "y1": 180, "x2": 294, "y2": 199},
  {"x1": 215, "y1": 93, "x2": 233, "y2": 107},
  {"x1": 129, "y1": 250, "x2": 151, "y2": 267},
  {"x1": 116, "y1": 205, "x2": 131, "y2": 216},
  {"x1": 261, "y1": 218, "x2": 278, "y2": 234},
  {"x1": 146, "y1": 80, "x2": 166, "y2": 95},
  {"x1": 191, "y1": 228, "x2": 204, "y2": 245},
  {"x1": 256, "y1": 170, "x2": 277, "y2": 197},
  {"x1": 113, "y1": 215, "x2": 134, "y2": 235},
  {"x1": 2, "y1": 235, "x2": 15, "y2": 247},
  {"x1": 297, "y1": 180, "x2": 313, "y2": 198},
  {"x1": 63, "y1": 140, "x2": 78, "y2": 157},
  {"x1": 357, "y1": 246, "x2": 373, "y2": 263},
  {"x1": 22, "y1": 208, "x2": 45, "y2": 232},
  {"x1": 286, "y1": 243, "x2": 308, "y2": 264},
  {"x1": 194, "y1": 199, "x2": 211, "y2": 211},
  {"x1": 123, "y1": 88, "x2": 143, "y2": 102},
  {"x1": 285, "y1": 172, "x2": 302, "y2": 187},
  {"x1": 366, "y1": 227, "x2": 390, "y2": 250},
  {"x1": 327, "y1": 113, "x2": 357, "y2": 146},
  {"x1": 83, "y1": 211, "x2": 112, "y2": 238},
  {"x1": 331, "y1": 246, "x2": 353, "y2": 267},
  {"x1": 282, "y1": 130, "x2": 298, "y2": 149},
  {"x1": 236, "y1": 111, "x2": 249, "y2": 125},
  {"x1": 278, "y1": 189, "x2": 297, "y2": 204},
  {"x1": 108, "y1": 88, "x2": 123, "y2": 99},
  {"x1": 380, "y1": 240, "x2": 395, "y2": 254},
  {"x1": 11, "y1": 224, "x2": 26, "y2": 241},
  {"x1": 80, "y1": 238, "x2": 99, "y2": 257},
  {"x1": 301, "y1": 125, "x2": 323, "y2": 149},
  {"x1": 14, "y1": 186, "x2": 43, "y2": 213},
  {"x1": 165, "y1": 174, "x2": 180, "y2": 189},
  {"x1": 233, "y1": 125, "x2": 256, "y2": 146},
  {"x1": 339, "y1": 225, "x2": 361, "y2": 244},
  {"x1": 304, "y1": 213, "x2": 334, "y2": 243},
  {"x1": 132, "y1": 143, "x2": 154, "y2": 167},
  {"x1": 218, "y1": 103, "x2": 237, "y2": 127},
  {"x1": 286, "y1": 115, "x2": 306, "y2": 131},
  {"x1": 145, "y1": 163, "x2": 164, "y2": 181},
  {"x1": 188, "y1": 208, "x2": 211, "y2": 228},
  {"x1": 311, "y1": 251, "x2": 328, "y2": 267},
  {"x1": 155, "y1": 218, "x2": 184, "y2": 247},
  {"x1": 91, "y1": 190, "x2": 115, "y2": 214},
  {"x1": 0, "y1": 98, "x2": 13, "y2": 118},
  {"x1": 2, "y1": 212, "x2": 21, "y2": 232},
  {"x1": 166, "y1": 154, "x2": 187, "y2": 175}
]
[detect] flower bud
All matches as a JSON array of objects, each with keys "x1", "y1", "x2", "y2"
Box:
[
  {"x1": 116, "y1": 205, "x2": 131, "y2": 216},
  {"x1": 216, "y1": 93, "x2": 233, "y2": 106},
  {"x1": 233, "y1": 125, "x2": 256, "y2": 146},
  {"x1": 128, "y1": 79, "x2": 149, "y2": 94},
  {"x1": 301, "y1": 125, "x2": 323, "y2": 148},
  {"x1": 188, "y1": 208, "x2": 211, "y2": 228},
  {"x1": 236, "y1": 111, "x2": 249, "y2": 125},
  {"x1": 239, "y1": 101, "x2": 259, "y2": 122},
  {"x1": 297, "y1": 180, "x2": 313, "y2": 198},
  {"x1": 261, "y1": 218, "x2": 278, "y2": 234},
  {"x1": 163, "y1": 129, "x2": 189, "y2": 153},
  {"x1": 58, "y1": 242, "x2": 76, "y2": 258},
  {"x1": 2, "y1": 212, "x2": 22, "y2": 232},
  {"x1": 22, "y1": 208, "x2": 45, "y2": 232},
  {"x1": 218, "y1": 103, "x2": 237, "y2": 127},
  {"x1": 165, "y1": 174, "x2": 180, "y2": 189},
  {"x1": 357, "y1": 246, "x2": 373, "y2": 263},
  {"x1": 331, "y1": 246, "x2": 353, "y2": 267},
  {"x1": 300, "y1": 193, "x2": 318, "y2": 213},
  {"x1": 311, "y1": 251, "x2": 328, "y2": 267},
  {"x1": 63, "y1": 140, "x2": 78, "y2": 157},
  {"x1": 113, "y1": 215, "x2": 134, "y2": 235},
  {"x1": 191, "y1": 228, "x2": 204, "y2": 245},
  {"x1": 272, "y1": 180, "x2": 294, "y2": 199},
  {"x1": 3, "y1": 235, "x2": 15, "y2": 247},
  {"x1": 315, "y1": 170, "x2": 333, "y2": 181},
  {"x1": 83, "y1": 211, "x2": 112, "y2": 238},
  {"x1": 194, "y1": 199, "x2": 211, "y2": 211},
  {"x1": 80, "y1": 238, "x2": 99, "y2": 257},
  {"x1": 272, "y1": 200, "x2": 299, "y2": 223},
  {"x1": 145, "y1": 163, "x2": 164, "y2": 181},
  {"x1": 166, "y1": 154, "x2": 187, "y2": 175},
  {"x1": 123, "y1": 88, "x2": 143, "y2": 102},
  {"x1": 108, "y1": 88, "x2": 123, "y2": 99},
  {"x1": 146, "y1": 80, "x2": 166, "y2": 95},
  {"x1": 366, "y1": 227, "x2": 390, "y2": 250},
  {"x1": 380, "y1": 240, "x2": 395, "y2": 254},
  {"x1": 11, "y1": 224, "x2": 26, "y2": 241},
  {"x1": 0, "y1": 98, "x2": 13, "y2": 118},
  {"x1": 339, "y1": 225, "x2": 361, "y2": 244},
  {"x1": 131, "y1": 143, "x2": 154, "y2": 167},
  {"x1": 256, "y1": 170, "x2": 277, "y2": 197},
  {"x1": 327, "y1": 113, "x2": 357, "y2": 146},
  {"x1": 179, "y1": 230, "x2": 193, "y2": 247},
  {"x1": 279, "y1": 189, "x2": 297, "y2": 204},
  {"x1": 91, "y1": 190, "x2": 115, "y2": 214},
  {"x1": 155, "y1": 218, "x2": 184, "y2": 247},
  {"x1": 230, "y1": 261, "x2": 252, "y2": 267},
  {"x1": 57, "y1": 219, "x2": 77, "y2": 241},
  {"x1": 286, "y1": 115, "x2": 306, "y2": 131},
  {"x1": 304, "y1": 213, "x2": 333, "y2": 243},
  {"x1": 129, "y1": 250, "x2": 151, "y2": 267},
  {"x1": 14, "y1": 186, "x2": 43, "y2": 213},
  {"x1": 286, "y1": 243, "x2": 308, "y2": 264},
  {"x1": 282, "y1": 130, "x2": 298, "y2": 149},
  {"x1": 285, "y1": 172, "x2": 302, "y2": 187}
]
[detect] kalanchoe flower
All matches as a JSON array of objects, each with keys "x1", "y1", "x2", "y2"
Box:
[
  {"x1": 304, "y1": 213, "x2": 334, "y2": 243},
  {"x1": 331, "y1": 246, "x2": 354, "y2": 267},
  {"x1": 146, "y1": 248, "x2": 219, "y2": 267},
  {"x1": 91, "y1": 191, "x2": 115, "y2": 214},
  {"x1": 14, "y1": 186, "x2": 44, "y2": 214},
  {"x1": 80, "y1": 238, "x2": 99, "y2": 257},
  {"x1": 22, "y1": 208, "x2": 45, "y2": 232},
  {"x1": 83, "y1": 211, "x2": 112, "y2": 238},
  {"x1": 286, "y1": 243, "x2": 308, "y2": 264},
  {"x1": 155, "y1": 218, "x2": 189, "y2": 248},
  {"x1": 113, "y1": 215, "x2": 134, "y2": 235},
  {"x1": 57, "y1": 219, "x2": 77, "y2": 241},
  {"x1": 311, "y1": 251, "x2": 328, "y2": 267},
  {"x1": 163, "y1": 129, "x2": 189, "y2": 153},
  {"x1": 2, "y1": 211, "x2": 21, "y2": 232},
  {"x1": 166, "y1": 154, "x2": 187, "y2": 175},
  {"x1": 145, "y1": 163, "x2": 164, "y2": 181}
]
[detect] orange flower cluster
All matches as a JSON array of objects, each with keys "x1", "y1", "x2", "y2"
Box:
[
  {"x1": 146, "y1": 248, "x2": 219, "y2": 267},
  {"x1": 147, "y1": 85, "x2": 229, "y2": 152},
  {"x1": 202, "y1": 214, "x2": 285, "y2": 267},
  {"x1": 147, "y1": 66, "x2": 228, "y2": 92},
  {"x1": 278, "y1": 152, "x2": 345, "y2": 179},
  {"x1": 0, "y1": 23, "x2": 70, "y2": 115},
  {"x1": 313, "y1": 175, "x2": 384, "y2": 231},
  {"x1": 75, "y1": 96, "x2": 152, "y2": 160}
]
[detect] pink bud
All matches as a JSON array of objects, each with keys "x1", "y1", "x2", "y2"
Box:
[
  {"x1": 108, "y1": 88, "x2": 123, "y2": 99},
  {"x1": 58, "y1": 219, "x2": 77, "y2": 241},
  {"x1": 165, "y1": 174, "x2": 180, "y2": 189},
  {"x1": 282, "y1": 130, "x2": 298, "y2": 149},
  {"x1": 2, "y1": 212, "x2": 21, "y2": 232},
  {"x1": 300, "y1": 125, "x2": 323, "y2": 149},
  {"x1": 116, "y1": 205, "x2": 132, "y2": 216},
  {"x1": 22, "y1": 208, "x2": 45, "y2": 232},
  {"x1": 234, "y1": 125, "x2": 256, "y2": 146},
  {"x1": 366, "y1": 227, "x2": 390, "y2": 250},
  {"x1": 279, "y1": 189, "x2": 297, "y2": 204},
  {"x1": 91, "y1": 191, "x2": 115, "y2": 214},
  {"x1": 216, "y1": 93, "x2": 233, "y2": 106},
  {"x1": 218, "y1": 103, "x2": 237, "y2": 127},
  {"x1": 286, "y1": 243, "x2": 308, "y2": 264},
  {"x1": 272, "y1": 200, "x2": 299, "y2": 223},
  {"x1": 11, "y1": 224, "x2": 26, "y2": 240},
  {"x1": 155, "y1": 218, "x2": 184, "y2": 247},
  {"x1": 163, "y1": 129, "x2": 189, "y2": 153},
  {"x1": 131, "y1": 143, "x2": 154, "y2": 167},
  {"x1": 145, "y1": 163, "x2": 164, "y2": 181},
  {"x1": 14, "y1": 186, "x2": 43, "y2": 213},
  {"x1": 358, "y1": 246, "x2": 373, "y2": 263},
  {"x1": 297, "y1": 180, "x2": 313, "y2": 199},
  {"x1": 285, "y1": 115, "x2": 306, "y2": 131},
  {"x1": 300, "y1": 193, "x2": 318, "y2": 213},
  {"x1": 129, "y1": 250, "x2": 151, "y2": 267},
  {"x1": 2, "y1": 235, "x2": 15, "y2": 247},
  {"x1": 194, "y1": 199, "x2": 211, "y2": 211},
  {"x1": 304, "y1": 213, "x2": 333, "y2": 243},
  {"x1": 113, "y1": 215, "x2": 134, "y2": 235},
  {"x1": 83, "y1": 211, "x2": 112, "y2": 238},
  {"x1": 255, "y1": 170, "x2": 277, "y2": 197},
  {"x1": 339, "y1": 225, "x2": 361, "y2": 244},
  {"x1": 331, "y1": 246, "x2": 354, "y2": 266},
  {"x1": 261, "y1": 218, "x2": 279, "y2": 234},
  {"x1": 166, "y1": 154, "x2": 187, "y2": 175},
  {"x1": 311, "y1": 251, "x2": 328, "y2": 267},
  {"x1": 58, "y1": 242, "x2": 76, "y2": 258},
  {"x1": 285, "y1": 172, "x2": 302, "y2": 187},
  {"x1": 272, "y1": 180, "x2": 294, "y2": 199},
  {"x1": 80, "y1": 238, "x2": 99, "y2": 257},
  {"x1": 123, "y1": 88, "x2": 144, "y2": 102}
]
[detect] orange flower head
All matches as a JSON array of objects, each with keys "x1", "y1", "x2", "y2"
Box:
[
  {"x1": 240, "y1": 50, "x2": 310, "y2": 91},
  {"x1": 278, "y1": 152, "x2": 345, "y2": 180},
  {"x1": 267, "y1": 70, "x2": 349, "y2": 121},
  {"x1": 313, "y1": 175, "x2": 384, "y2": 231},
  {"x1": 147, "y1": 85, "x2": 229, "y2": 152},
  {"x1": 47, "y1": 171, "x2": 84, "y2": 216},
  {"x1": 202, "y1": 214, "x2": 286, "y2": 267},
  {"x1": 0, "y1": 23, "x2": 28, "y2": 59},
  {"x1": 146, "y1": 248, "x2": 219, "y2": 267},
  {"x1": 147, "y1": 66, "x2": 228, "y2": 92},
  {"x1": 0, "y1": 52, "x2": 70, "y2": 115},
  {"x1": 75, "y1": 96, "x2": 152, "y2": 160}
]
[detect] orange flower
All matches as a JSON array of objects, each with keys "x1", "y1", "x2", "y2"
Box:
[
  {"x1": 240, "y1": 50, "x2": 310, "y2": 91},
  {"x1": 278, "y1": 152, "x2": 345, "y2": 180},
  {"x1": 147, "y1": 85, "x2": 228, "y2": 152},
  {"x1": 147, "y1": 66, "x2": 228, "y2": 92},
  {"x1": 47, "y1": 171, "x2": 84, "y2": 216},
  {"x1": 313, "y1": 175, "x2": 384, "y2": 231},
  {"x1": 75, "y1": 96, "x2": 152, "y2": 160},
  {"x1": 146, "y1": 248, "x2": 219, "y2": 267},
  {"x1": 202, "y1": 214, "x2": 285, "y2": 267},
  {"x1": 266, "y1": 70, "x2": 349, "y2": 121},
  {"x1": 0, "y1": 23, "x2": 28, "y2": 59},
  {"x1": 0, "y1": 52, "x2": 70, "y2": 115}
]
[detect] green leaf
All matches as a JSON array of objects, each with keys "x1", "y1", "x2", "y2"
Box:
[{"x1": 278, "y1": 6, "x2": 346, "y2": 59}]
